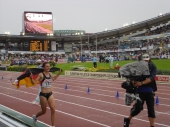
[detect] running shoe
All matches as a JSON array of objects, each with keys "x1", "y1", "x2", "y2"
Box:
[
  {"x1": 124, "y1": 117, "x2": 130, "y2": 127},
  {"x1": 12, "y1": 80, "x2": 18, "y2": 86},
  {"x1": 32, "y1": 115, "x2": 37, "y2": 125},
  {"x1": 32, "y1": 101, "x2": 40, "y2": 105},
  {"x1": 34, "y1": 101, "x2": 40, "y2": 105}
]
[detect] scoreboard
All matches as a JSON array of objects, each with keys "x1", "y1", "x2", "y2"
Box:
[
  {"x1": 30, "y1": 41, "x2": 42, "y2": 51},
  {"x1": 23, "y1": 40, "x2": 52, "y2": 51},
  {"x1": 30, "y1": 40, "x2": 50, "y2": 51}
]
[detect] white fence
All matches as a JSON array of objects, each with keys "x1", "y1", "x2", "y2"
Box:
[{"x1": 65, "y1": 71, "x2": 170, "y2": 83}]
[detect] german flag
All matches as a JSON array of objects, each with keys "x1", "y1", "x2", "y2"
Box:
[{"x1": 12, "y1": 67, "x2": 62, "y2": 89}]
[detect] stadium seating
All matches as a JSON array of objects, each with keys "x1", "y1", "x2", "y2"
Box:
[{"x1": 146, "y1": 23, "x2": 170, "y2": 36}]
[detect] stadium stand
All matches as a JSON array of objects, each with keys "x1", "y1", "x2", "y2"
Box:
[
  {"x1": 145, "y1": 23, "x2": 170, "y2": 36},
  {"x1": 0, "y1": 12, "x2": 170, "y2": 62}
]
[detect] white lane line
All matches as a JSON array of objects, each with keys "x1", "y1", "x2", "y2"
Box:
[
  {"x1": 54, "y1": 77, "x2": 170, "y2": 90},
  {"x1": 0, "y1": 93, "x2": 111, "y2": 127},
  {"x1": 58, "y1": 83, "x2": 170, "y2": 100},
  {"x1": 56, "y1": 78, "x2": 122, "y2": 84},
  {"x1": 3, "y1": 78, "x2": 170, "y2": 98},
  {"x1": 54, "y1": 83, "x2": 170, "y2": 97},
  {"x1": 53, "y1": 87, "x2": 170, "y2": 107},
  {"x1": 0, "y1": 104, "x2": 51, "y2": 127},
  {"x1": 0, "y1": 74, "x2": 119, "y2": 84},
  {"x1": 2, "y1": 80, "x2": 170, "y2": 106},
  {"x1": 5, "y1": 78, "x2": 170, "y2": 101},
  {"x1": 56, "y1": 99, "x2": 170, "y2": 117},
  {"x1": 56, "y1": 81, "x2": 170, "y2": 92},
  {"x1": 0, "y1": 86, "x2": 170, "y2": 116},
  {"x1": 2, "y1": 75, "x2": 170, "y2": 92},
  {"x1": 2, "y1": 73, "x2": 170, "y2": 88},
  {"x1": 56, "y1": 79, "x2": 170, "y2": 91},
  {"x1": 58, "y1": 78, "x2": 170, "y2": 89},
  {"x1": 60, "y1": 76, "x2": 168, "y2": 83},
  {"x1": 0, "y1": 92, "x2": 169, "y2": 127},
  {"x1": 3, "y1": 79, "x2": 170, "y2": 101}
]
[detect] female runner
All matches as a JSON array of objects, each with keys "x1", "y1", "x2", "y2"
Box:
[{"x1": 30, "y1": 62, "x2": 62, "y2": 127}]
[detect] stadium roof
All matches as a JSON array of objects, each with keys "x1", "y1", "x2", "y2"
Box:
[
  {"x1": 53, "y1": 30, "x2": 86, "y2": 35},
  {"x1": 1, "y1": 12, "x2": 170, "y2": 43}
]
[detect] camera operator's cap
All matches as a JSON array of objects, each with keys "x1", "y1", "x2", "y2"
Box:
[
  {"x1": 36, "y1": 59, "x2": 42, "y2": 63},
  {"x1": 143, "y1": 54, "x2": 150, "y2": 60}
]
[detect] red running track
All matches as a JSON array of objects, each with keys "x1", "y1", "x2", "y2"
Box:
[{"x1": 0, "y1": 71, "x2": 170, "y2": 127}]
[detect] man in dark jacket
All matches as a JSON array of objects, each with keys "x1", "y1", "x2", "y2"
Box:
[{"x1": 124, "y1": 54, "x2": 157, "y2": 127}]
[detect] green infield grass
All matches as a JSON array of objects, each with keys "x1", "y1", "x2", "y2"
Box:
[
  {"x1": 55, "y1": 59, "x2": 170, "y2": 75},
  {"x1": 4, "y1": 59, "x2": 170, "y2": 75}
]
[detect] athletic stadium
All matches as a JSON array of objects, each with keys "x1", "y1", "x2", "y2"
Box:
[{"x1": 0, "y1": 10, "x2": 170, "y2": 127}]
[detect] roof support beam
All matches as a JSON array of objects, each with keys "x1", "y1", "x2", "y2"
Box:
[
  {"x1": 146, "y1": 23, "x2": 150, "y2": 30},
  {"x1": 117, "y1": 31, "x2": 120, "y2": 39}
]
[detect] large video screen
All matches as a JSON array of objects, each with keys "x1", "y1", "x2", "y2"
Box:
[{"x1": 24, "y1": 11, "x2": 53, "y2": 34}]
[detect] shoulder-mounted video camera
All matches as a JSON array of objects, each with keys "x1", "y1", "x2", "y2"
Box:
[{"x1": 118, "y1": 61, "x2": 150, "y2": 105}]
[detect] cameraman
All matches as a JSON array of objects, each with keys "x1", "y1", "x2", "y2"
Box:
[{"x1": 124, "y1": 54, "x2": 157, "y2": 127}]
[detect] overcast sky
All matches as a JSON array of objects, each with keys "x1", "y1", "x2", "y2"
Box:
[{"x1": 0, "y1": 0, "x2": 170, "y2": 35}]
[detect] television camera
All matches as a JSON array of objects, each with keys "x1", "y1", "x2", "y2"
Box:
[{"x1": 118, "y1": 61, "x2": 150, "y2": 106}]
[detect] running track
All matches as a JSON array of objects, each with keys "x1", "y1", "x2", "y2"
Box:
[{"x1": 0, "y1": 71, "x2": 170, "y2": 127}]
